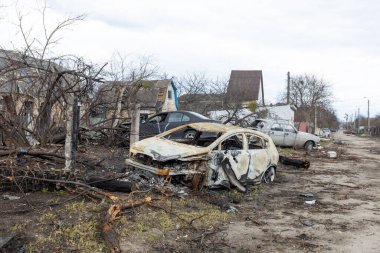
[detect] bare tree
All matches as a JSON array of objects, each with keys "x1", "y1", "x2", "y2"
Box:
[
  {"x1": 280, "y1": 74, "x2": 334, "y2": 131},
  {"x1": 0, "y1": 5, "x2": 105, "y2": 171},
  {"x1": 177, "y1": 73, "x2": 261, "y2": 125}
]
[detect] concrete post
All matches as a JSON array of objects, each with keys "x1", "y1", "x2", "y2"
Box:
[{"x1": 130, "y1": 103, "x2": 140, "y2": 145}]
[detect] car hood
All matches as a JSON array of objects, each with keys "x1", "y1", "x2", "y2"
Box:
[
  {"x1": 130, "y1": 137, "x2": 209, "y2": 162},
  {"x1": 297, "y1": 131, "x2": 320, "y2": 142}
]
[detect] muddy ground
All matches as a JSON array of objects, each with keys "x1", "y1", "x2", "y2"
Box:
[{"x1": 1, "y1": 131, "x2": 379, "y2": 252}]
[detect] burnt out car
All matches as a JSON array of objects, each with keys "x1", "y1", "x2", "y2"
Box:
[{"x1": 125, "y1": 123, "x2": 279, "y2": 192}]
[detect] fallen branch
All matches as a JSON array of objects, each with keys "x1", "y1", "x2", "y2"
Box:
[{"x1": 13, "y1": 175, "x2": 118, "y2": 201}]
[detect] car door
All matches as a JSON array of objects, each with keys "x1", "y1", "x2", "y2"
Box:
[
  {"x1": 268, "y1": 123, "x2": 285, "y2": 145},
  {"x1": 140, "y1": 113, "x2": 168, "y2": 138},
  {"x1": 283, "y1": 124, "x2": 297, "y2": 147},
  {"x1": 246, "y1": 134, "x2": 271, "y2": 180},
  {"x1": 209, "y1": 134, "x2": 249, "y2": 191},
  {"x1": 166, "y1": 112, "x2": 186, "y2": 131}
]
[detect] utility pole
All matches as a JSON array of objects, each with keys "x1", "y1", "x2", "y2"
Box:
[
  {"x1": 287, "y1": 72, "x2": 290, "y2": 104},
  {"x1": 367, "y1": 99, "x2": 370, "y2": 135},
  {"x1": 358, "y1": 108, "x2": 360, "y2": 133}
]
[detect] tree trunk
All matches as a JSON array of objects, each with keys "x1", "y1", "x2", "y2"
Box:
[{"x1": 112, "y1": 86, "x2": 127, "y2": 128}]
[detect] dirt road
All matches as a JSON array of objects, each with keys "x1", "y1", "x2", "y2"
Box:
[
  {"x1": 210, "y1": 132, "x2": 380, "y2": 252},
  {"x1": 1, "y1": 132, "x2": 379, "y2": 252}
]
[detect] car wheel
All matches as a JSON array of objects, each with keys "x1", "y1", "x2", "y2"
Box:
[
  {"x1": 304, "y1": 141, "x2": 314, "y2": 151},
  {"x1": 184, "y1": 130, "x2": 197, "y2": 139},
  {"x1": 262, "y1": 167, "x2": 275, "y2": 183}
]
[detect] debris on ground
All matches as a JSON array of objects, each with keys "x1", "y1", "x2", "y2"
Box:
[
  {"x1": 333, "y1": 140, "x2": 346, "y2": 145},
  {"x1": 2, "y1": 194, "x2": 20, "y2": 200},
  {"x1": 226, "y1": 205, "x2": 238, "y2": 213},
  {"x1": 326, "y1": 151, "x2": 338, "y2": 158},
  {"x1": 300, "y1": 218, "x2": 314, "y2": 227},
  {"x1": 300, "y1": 193, "x2": 316, "y2": 204},
  {"x1": 279, "y1": 156, "x2": 310, "y2": 168},
  {"x1": 0, "y1": 234, "x2": 15, "y2": 249}
]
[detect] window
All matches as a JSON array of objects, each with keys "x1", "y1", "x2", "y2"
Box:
[
  {"x1": 182, "y1": 114, "x2": 190, "y2": 122},
  {"x1": 168, "y1": 90, "x2": 172, "y2": 99},
  {"x1": 148, "y1": 114, "x2": 167, "y2": 123},
  {"x1": 188, "y1": 111, "x2": 209, "y2": 120},
  {"x1": 284, "y1": 125, "x2": 297, "y2": 133},
  {"x1": 247, "y1": 134, "x2": 264, "y2": 149},
  {"x1": 168, "y1": 113, "x2": 183, "y2": 123},
  {"x1": 221, "y1": 134, "x2": 244, "y2": 150},
  {"x1": 271, "y1": 123, "x2": 283, "y2": 132}
]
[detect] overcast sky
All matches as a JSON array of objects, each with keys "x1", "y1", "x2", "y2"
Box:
[{"x1": 1, "y1": 0, "x2": 379, "y2": 119}]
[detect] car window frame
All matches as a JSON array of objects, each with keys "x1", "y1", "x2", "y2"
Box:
[
  {"x1": 167, "y1": 112, "x2": 184, "y2": 123},
  {"x1": 215, "y1": 133, "x2": 247, "y2": 151},
  {"x1": 284, "y1": 124, "x2": 297, "y2": 133},
  {"x1": 271, "y1": 123, "x2": 284, "y2": 132},
  {"x1": 148, "y1": 113, "x2": 167, "y2": 123}
]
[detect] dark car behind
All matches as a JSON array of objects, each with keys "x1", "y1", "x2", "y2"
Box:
[{"x1": 119, "y1": 111, "x2": 218, "y2": 145}]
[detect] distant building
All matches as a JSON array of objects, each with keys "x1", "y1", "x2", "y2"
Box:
[
  {"x1": 266, "y1": 104, "x2": 297, "y2": 124},
  {"x1": 227, "y1": 70, "x2": 265, "y2": 106},
  {"x1": 96, "y1": 79, "x2": 178, "y2": 123}
]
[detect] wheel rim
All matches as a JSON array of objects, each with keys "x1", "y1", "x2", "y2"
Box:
[
  {"x1": 185, "y1": 131, "x2": 196, "y2": 139},
  {"x1": 305, "y1": 141, "x2": 313, "y2": 151},
  {"x1": 264, "y1": 167, "x2": 275, "y2": 183}
]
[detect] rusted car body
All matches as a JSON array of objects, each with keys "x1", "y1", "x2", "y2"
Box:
[{"x1": 126, "y1": 123, "x2": 279, "y2": 192}]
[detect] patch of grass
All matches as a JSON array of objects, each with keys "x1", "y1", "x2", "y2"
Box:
[
  {"x1": 53, "y1": 190, "x2": 66, "y2": 195},
  {"x1": 9, "y1": 222, "x2": 26, "y2": 233},
  {"x1": 39, "y1": 212, "x2": 56, "y2": 223},
  {"x1": 65, "y1": 199, "x2": 86, "y2": 213},
  {"x1": 92, "y1": 201, "x2": 107, "y2": 213},
  {"x1": 27, "y1": 219, "x2": 107, "y2": 253},
  {"x1": 278, "y1": 147, "x2": 296, "y2": 156},
  {"x1": 249, "y1": 184, "x2": 264, "y2": 195},
  {"x1": 119, "y1": 199, "x2": 229, "y2": 242}
]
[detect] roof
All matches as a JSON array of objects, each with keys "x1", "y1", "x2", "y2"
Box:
[
  {"x1": 98, "y1": 79, "x2": 173, "y2": 109},
  {"x1": 227, "y1": 70, "x2": 263, "y2": 102},
  {"x1": 0, "y1": 49, "x2": 71, "y2": 97}
]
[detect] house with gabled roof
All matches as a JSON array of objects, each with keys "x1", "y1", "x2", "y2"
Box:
[
  {"x1": 95, "y1": 79, "x2": 178, "y2": 123},
  {"x1": 227, "y1": 70, "x2": 265, "y2": 107}
]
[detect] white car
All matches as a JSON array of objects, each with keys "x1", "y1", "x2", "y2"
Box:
[
  {"x1": 251, "y1": 119, "x2": 320, "y2": 151},
  {"x1": 126, "y1": 123, "x2": 279, "y2": 192},
  {"x1": 320, "y1": 128, "x2": 331, "y2": 138}
]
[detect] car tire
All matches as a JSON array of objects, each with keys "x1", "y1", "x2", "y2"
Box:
[
  {"x1": 262, "y1": 167, "x2": 275, "y2": 183},
  {"x1": 184, "y1": 130, "x2": 197, "y2": 139},
  {"x1": 304, "y1": 141, "x2": 314, "y2": 151}
]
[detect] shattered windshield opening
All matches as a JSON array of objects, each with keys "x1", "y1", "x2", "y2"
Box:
[{"x1": 162, "y1": 127, "x2": 222, "y2": 147}]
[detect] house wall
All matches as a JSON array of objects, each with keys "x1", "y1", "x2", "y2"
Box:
[
  {"x1": 161, "y1": 83, "x2": 177, "y2": 112},
  {"x1": 266, "y1": 105, "x2": 295, "y2": 124}
]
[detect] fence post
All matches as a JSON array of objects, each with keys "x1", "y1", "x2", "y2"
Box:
[{"x1": 130, "y1": 103, "x2": 140, "y2": 145}]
